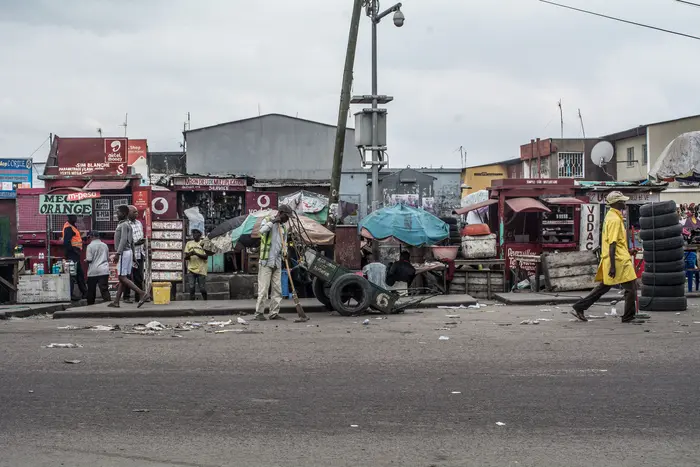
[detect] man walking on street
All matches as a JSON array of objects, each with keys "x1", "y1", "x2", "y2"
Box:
[
  {"x1": 109, "y1": 205, "x2": 149, "y2": 308},
  {"x1": 62, "y1": 214, "x2": 87, "y2": 300},
  {"x1": 123, "y1": 205, "x2": 145, "y2": 304},
  {"x1": 254, "y1": 205, "x2": 292, "y2": 321},
  {"x1": 572, "y1": 191, "x2": 641, "y2": 323},
  {"x1": 85, "y1": 231, "x2": 111, "y2": 305},
  {"x1": 184, "y1": 228, "x2": 209, "y2": 300}
]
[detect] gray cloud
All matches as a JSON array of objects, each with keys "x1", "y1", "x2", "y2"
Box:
[{"x1": 1, "y1": 0, "x2": 699, "y2": 169}]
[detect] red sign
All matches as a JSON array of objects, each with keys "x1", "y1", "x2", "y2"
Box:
[
  {"x1": 132, "y1": 187, "x2": 152, "y2": 237},
  {"x1": 246, "y1": 192, "x2": 278, "y2": 214},
  {"x1": 65, "y1": 191, "x2": 100, "y2": 202},
  {"x1": 127, "y1": 139, "x2": 148, "y2": 185},
  {"x1": 105, "y1": 138, "x2": 128, "y2": 164},
  {"x1": 151, "y1": 191, "x2": 178, "y2": 220},
  {"x1": 504, "y1": 243, "x2": 542, "y2": 278},
  {"x1": 172, "y1": 177, "x2": 246, "y2": 191},
  {"x1": 52, "y1": 137, "x2": 128, "y2": 176}
]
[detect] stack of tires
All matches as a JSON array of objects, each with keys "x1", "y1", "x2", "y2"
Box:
[{"x1": 639, "y1": 200, "x2": 687, "y2": 312}]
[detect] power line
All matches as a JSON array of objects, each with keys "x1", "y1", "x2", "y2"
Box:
[
  {"x1": 676, "y1": 0, "x2": 700, "y2": 8},
  {"x1": 539, "y1": 0, "x2": 700, "y2": 41},
  {"x1": 26, "y1": 135, "x2": 51, "y2": 160}
]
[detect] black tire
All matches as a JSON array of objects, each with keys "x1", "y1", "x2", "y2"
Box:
[
  {"x1": 640, "y1": 213, "x2": 680, "y2": 230},
  {"x1": 312, "y1": 277, "x2": 333, "y2": 310},
  {"x1": 641, "y1": 284, "x2": 686, "y2": 298},
  {"x1": 641, "y1": 236, "x2": 684, "y2": 251},
  {"x1": 639, "y1": 296, "x2": 687, "y2": 312},
  {"x1": 641, "y1": 271, "x2": 687, "y2": 286},
  {"x1": 643, "y1": 259, "x2": 685, "y2": 273},
  {"x1": 329, "y1": 274, "x2": 372, "y2": 316},
  {"x1": 643, "y1": 247, "x2": 684, "y2": 263},
  {"x1": 640, "y1": 224, "x2": 683, "y2": 241},
  {"x1": 639, "y1": 200, "x2": 677, "y2": 218}
]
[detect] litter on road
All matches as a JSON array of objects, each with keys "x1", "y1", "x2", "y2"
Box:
[
  {"x1": 207, "y1": 320, "x2": 232, "y2": 327},
  {"x1": 237, "y1": 317, "x2": 248, "y2": 325},
  {"x1": 350, "y1": 424, "x2": 359, "y2": 428},
  {"x1": 132, "y1": 409, "x2": 150, "y2": 413},
  {"x1": 145, "y1": 321, "x2": 166, "y2": 331},
  {"x1": 363, "y1": 319, "x2": 370, "y2": 325},
  {"x1": 520, "y1": 320, "x2": 540, "y2": 325},
  {"x1": 496, "y1": 422, "x2": 506, "y2": 426},
  {"x1": 438, "y1": 305, "x2": 467, "y2": 310},
  {"x1": 438, "y1": 336, "x2": 450, "y2": 341},
  {"x1": 451, "y1": 391, "x2": 462, "y2": 394},
  {"x1": 445, "y1": 315, "x2": 461, "y2": 319},
  {"x1": 45, "y1": 343, "x2": 82, "y2": 349},
  {"x1": 64, "y1": 359, "x2": 81, "y2": 364}
]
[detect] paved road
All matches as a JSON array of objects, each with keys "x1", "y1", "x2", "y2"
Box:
[{"x1": 2, "y1": 302, "x2": 700, "y2": 467}]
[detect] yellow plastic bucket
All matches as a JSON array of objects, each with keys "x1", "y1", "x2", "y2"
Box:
[{"x1": 152, "y1": 282, "x2": 172, "y2": 305}]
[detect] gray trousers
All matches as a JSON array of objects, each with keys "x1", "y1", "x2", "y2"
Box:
[{"x1": 573, "y1": 280, "x2": 637, "y2": 321}]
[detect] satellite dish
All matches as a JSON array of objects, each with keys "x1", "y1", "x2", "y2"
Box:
[{"x1": 591, "y1": 141, "x2": 614, "y2": 167}]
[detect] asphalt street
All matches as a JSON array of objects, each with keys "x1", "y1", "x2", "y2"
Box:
[{"x1": 2, "y1": 301, "x2": 700, "y2": 467}]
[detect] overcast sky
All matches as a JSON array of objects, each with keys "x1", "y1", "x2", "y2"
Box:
[{"x1": 1, "y1": 0, "x2": 700, "y2": 169}]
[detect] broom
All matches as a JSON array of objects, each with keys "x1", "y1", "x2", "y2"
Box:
[{"x1": 280, "y1": 225, "x2": 308, "y2": 322}]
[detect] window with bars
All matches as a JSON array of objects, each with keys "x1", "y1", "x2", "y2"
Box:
[
  {"x1": 642, "y1": 144, "x2": 648, "y2": 165},
  {"x1": 557, "y1": 152, "x2": 584, "y2": 178},
  {"x1": 627, "y1": 147, "x2": 635, "y2": 168}
]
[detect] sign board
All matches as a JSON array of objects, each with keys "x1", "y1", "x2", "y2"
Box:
[
  {"x1": 132, "y1": 186, "x2": 152, "y2": 237},
  {"x1": 172, "y1": 177, "x2": 246, "y2": 191},
  {"x1": 105, "y1": 139, "x2": 127, "y2": 164},
  {"x1": 0, "y1": 158, "x2": 32, "y2": 199},
  {"x1": 17, "y1": 274, "x2": 71, "y2": 303},
  {"x1": 39, "y1": 194, "x2": 93, "y2": 215},
  {"x1": 504, "y1": 243, "x2": 542, "y2": 277},
  {"x1": 586, "y1": 191, "x2": 660, "y2": 205},
  {"x1": 127, "y1": 139, "x2": 149, "y2": 186},
  {"x1": 54, "y1": 137, "x2": 127, "y2": 176},
  {"x1": 66, "y1": 191, "x2": 100, "y2": 202},
  {"x1": 151, "y1": 191, "x2": 178, "y2": 220},
  {"x1": 579, "y1": 204, "x2": 601, "y2": 251},
  {"x1": 246, "y1": 191, "x2": 278, "y2": 214}
]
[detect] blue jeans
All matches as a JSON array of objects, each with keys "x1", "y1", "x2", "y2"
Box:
[{"x1": 687, "y1": 271, "x2": 699, "y2": 292}]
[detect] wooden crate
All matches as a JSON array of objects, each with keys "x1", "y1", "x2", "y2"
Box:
[{"x1": 450, "y1": 269, "x2": 505, "y2": 299}]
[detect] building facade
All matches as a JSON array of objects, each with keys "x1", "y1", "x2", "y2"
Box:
[{"x1": 519, "y1": 138, "x2": 614, "y2": 181}]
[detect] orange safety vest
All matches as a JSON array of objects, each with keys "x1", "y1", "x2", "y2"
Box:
[{"x1": 61, "y1": 222, "x2": 83, "y2": 250}]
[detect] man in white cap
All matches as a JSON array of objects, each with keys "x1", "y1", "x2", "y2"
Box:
[{"x1": 571, "y1": 191, "x2": 641, "y2": 323}]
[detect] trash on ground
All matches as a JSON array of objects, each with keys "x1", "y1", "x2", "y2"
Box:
[
  {"x1": 45, "y1": 343, "x2": 83, "y2": 349},
  {"x1": 132, "y1": 409, "x2": 150, "y2": 413},
  {"x1": 91, "y1": 325, "x2": 118, "y2": 331},
  {"x1": 497, "y1": 323, "x2": 512, "y2": 326},
  {"x1": 587, "y1": 315, "x2": 606, "y2": 320},
  {"x1": 214, "y1": 329, "x2": 244, "y2": 334},
  {"x1": 446, "y1": 315, "x2": 461, "y2": 319},
  {"x1": 438, "y1": 305, "x2": 466, "y2": 310},
  {"x1": 207, "y1": 320, "x2": 232, "y2": 327},
  {"x1": 375, "y1": 317, "x2": 384, "y2": 320},
  {"x1": 605, "y1": 308, "x2": 618, "y2": 317},
  {"x1": 451, "y1": 391, "x2": 462, "y2": 394},
  {"x1": 694, "y1": 322, "x2": 700, "y2": 324},
  {"x1": 350, "y1": 424, "x2": 359, "y2": 428},
  {"x1": 64, "y1": 359, "x2": 81, "y2": 364},
  {"x1": 676, "y1": 313, "x2": 681, "y2": 315},
  {"x1": 496, "y1": 422, "x2": 506, "y2": 426},
  {"x1": 28, "y1": 390, "x2": 34, "y2": 393},
  {"x1": 520, "y1": 320, "x2": 540, "y2": 325},
  {"x1": 145, "y1": 321, "x2": 166, "y2": 331},
  {"x1": 362, "y1": 319, "x2": 370, "y2": 325},
  {"x1": 435, "y1": 327, "x2": 451, "y2": 331},
  {"x1": 536, "y1": 318, "x2": 552, "y2": 322},
  {"x1": 539, "y1": 308, "x2": 552, "y2": 312},
  {"x1": 468, "y1": 303, "x2": 486, "y2": 309},
  {"x1": 438, "y1": 336, "x2": 450, "y2": 341},
  {"x1": 57, "y1": 325, "x2": 80, "y2": 330}
]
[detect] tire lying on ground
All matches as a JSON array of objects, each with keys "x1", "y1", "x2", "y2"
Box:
[
  {"x1": 641, "y1": 271, "x2": 687, "y2": 286},
  {"x1": 641, "y1": 235, "x2": 684, "y2": 251},
  {"x1": 329, "y1": 273, "x2": 372, "y2": 316},
  {"x1": 639, "y1": 224, "x2": 683, "y2": 241},
  {"x1": 640, "y1": 213, "x2": 681, "y2": 230},
  {"x1": 639, "y1": 295, "x2": 688, "y2": 312},
  {"x1": 312, "y1": 277, "x2": 333, "y2": 310},
  {"x1": 641, "y1": 284, "x2": 686, "y2": 298},
  {"x1": 643, "y1": 247, "x2": 684, "y2": 263},
  {"x1": 639, "y1": 200, "x2": 677, "y2": 218},
  {"x1": 643, "y1": 259, "x2": 685, "y2": 273}
]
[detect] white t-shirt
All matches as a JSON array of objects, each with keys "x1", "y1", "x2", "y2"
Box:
[
  {"x1": 86, "y1": 239, "x2": 110, "y2": 277},
  {"x1": 363, "y1": 262, "x2": 388, "y2": 289}
]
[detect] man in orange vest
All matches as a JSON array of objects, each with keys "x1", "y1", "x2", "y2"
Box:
[{"x1": 62, "y1": 214, "x2": 87, "y2": 299}]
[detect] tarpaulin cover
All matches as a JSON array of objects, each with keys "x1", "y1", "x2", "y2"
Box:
[
  {"x1": 506, "y1": 197, "x2": 551, "y2": 213},
  {"x1": 454, "y1": 199, "x2": 498, "y2": 215},
  {"x1": 358, "y1": 204, "x2": 449, "y2": 247},
  {"x1": 649, "y1": 131, "x2": 700, "y2": 182}
]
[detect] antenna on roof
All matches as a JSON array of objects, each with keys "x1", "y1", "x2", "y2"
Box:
[
  {"x1": 180, "y1": 112, "x2": 191, "y2": 152},
  {"x1": 120, "y1": 113, "x2": 128, "y2": 137},
  {"x1": 578, "y1": 108, "x2": 586, "y2": 138},
  {"x1": 97, "y1": 128, "x2": 103, "y2": 138},
  {"x1": 558, "y1": 100, "x2": 563, "y2": 138}
]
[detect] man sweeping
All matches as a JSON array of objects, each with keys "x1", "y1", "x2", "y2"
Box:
[
  {"x1": 253, "y1": 205, "x2": 292, "y2": 321},
  {"x1": 571, "y1": 191, "x2": 641, "y2": 323}
]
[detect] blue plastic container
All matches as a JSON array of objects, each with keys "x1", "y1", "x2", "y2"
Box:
[{"x1": 281, "y1": 270, "x2": 291, "y2": 299}]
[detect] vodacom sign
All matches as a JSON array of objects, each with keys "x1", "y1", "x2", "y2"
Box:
[{"x1": 66, "y1": 191, "x2": 101, "y2": 202}]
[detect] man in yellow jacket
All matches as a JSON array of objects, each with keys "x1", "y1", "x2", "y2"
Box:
[{"x1": 572, "y1": 191, "x2": 640, "y2": 323}]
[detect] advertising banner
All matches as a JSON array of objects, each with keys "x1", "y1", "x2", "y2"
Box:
[
  {"x1": 39, "y1": 194, "x2": 93, "y2": 215},
  {"x1": 127, "y1": 139, "x2": 149, "y2": 186},
  {"x1": 0, "y1": 158, "x2": 33, "y2": 199},
  {"x1": 246, "y1": 192, "x2": 278, "y2": 214}
]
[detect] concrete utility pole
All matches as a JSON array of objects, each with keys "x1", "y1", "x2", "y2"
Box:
[{"x1": 328, "y1": 0, "x2": 364, "y2": 228}]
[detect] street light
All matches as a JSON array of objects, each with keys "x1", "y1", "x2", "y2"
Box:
[{"x1": 353, "y1": 1, "x2": 405, "y2": 228}]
